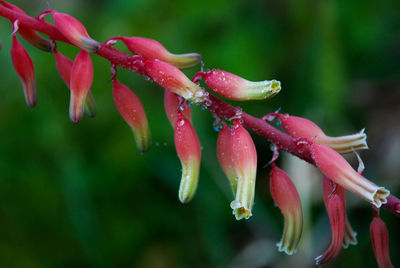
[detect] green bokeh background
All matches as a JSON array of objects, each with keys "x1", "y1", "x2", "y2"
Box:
[{"x1": 0, "y1": 0, "x2": 399, "y2": 267}]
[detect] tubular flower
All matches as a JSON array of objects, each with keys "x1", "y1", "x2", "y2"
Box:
[
  {"x1": 112, "y1": 79, "x2": 150, "y2": 153},
  {"x1": 174, "y1": 112, "x2": 201, "y2": 203},
  {"x1": 311, "y1": 143, "x2": 389, "y2": 208},
  {"x1": 144, "y1": 59, "x2": 204, "y2": 103},
  {"x1": 0, "y1": 1, "x2": 53, "y2": 51},
  {"x1": 216, "y1": 123, "x2": 237, "y2": 194},
  {"x1": 69, "y1": 50, "x2": 93, "y2": 123},
  {"x1": 271, "y1": 113, "x2": 367, "y2": 154},
  {"x1": 269, "y1": 164, "x2": 303, "y2": 255},
  {"x1": 322, "y1": 177, "x2": 357, "y2": 248},
  {"x1": 370, "y1": 212, "x2": 394, "y2": 268},
  {"x1": 11, "y1": 34, "x2": 36, "y2": 108},
  {"x1": 164, "y1": 89, "x2": 191, "y2": 127},
  {"x1": 107, "y1": 36, "x2": 201, "y2": 69},
  {"x1": 204, "y1": 69, "x2": 281, "y2": 101},
  {"x1": 54, "y1": 49, "x2": 97, "y2": 118},
  {"x1": 230, "y1": 120, "x2": 257, "y2": 220},
  {"x1": 315, "y1": 191, "x2": 346, "y2": 265},
  {"x1": 50, "y1": 11, "x2": 99, "y2": 53}
]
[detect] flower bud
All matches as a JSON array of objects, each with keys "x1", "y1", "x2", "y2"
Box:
[
  {"x1": 230, "y1": 120, "x2": 257, "y2": 220},
  {"x1": 315, "y1": 194, "x2": 345, "y2": 265},
  {"x1": 0, "y1": 1, "x2": 53, "y2": 51},
  {"x1": 55, "y1": 49, "x2": 97, "y2": 118},
  {"x1": 273, "y1": 113, "x2": 368, "y2": 154},
  {"x1": 11, "y1": 34, "x2": 36, "y2": 108},
  {"x1": 174, "y1": 113, "x2": 201, "y2": 203},
  {"x1": 50, "y1": 11, "x2": 99, "y2": 53},
  {"x1": 204, "y1": 69, "x2": 281, "y2": 101},
  {"x1": 107, "y1": 36, "x2": 201, "y2": 69},
  {"x1": 69, "y1": 50, "x2": 93, "y2": 123},
  {"x1": 269, "y1": 164, "x2": 303, "y2": 255},
  {"x1": 144, "y1": 59, "x2": 204, "y2": 103},
  {"x1": 311, "y1": 143, "x2": 389, "y2": 208},
  {"x1": 370, "y1": 214, "x2": 394, "y2": 268},
  {"x1": 113, "y1": 79, "x2": 150, "y2": 153},
  {"x1": 164, "y1": 89, "x2": 191, "y2": 127},
  {"x1": 216, "y1": 124, "x2": 237, "y2": 194}
]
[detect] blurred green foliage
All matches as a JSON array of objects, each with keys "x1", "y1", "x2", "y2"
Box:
[{"x1": 0, "y1": 0, "x2": 399, "y2": 267}]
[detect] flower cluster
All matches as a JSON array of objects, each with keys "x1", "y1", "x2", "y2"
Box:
[{"x1": 0, "y1": 2, "x2": 397, "y2": 266}]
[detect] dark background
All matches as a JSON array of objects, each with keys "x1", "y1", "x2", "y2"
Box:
[{"x1": 0, "y1": 0, "x2": 399, "y2": 267}]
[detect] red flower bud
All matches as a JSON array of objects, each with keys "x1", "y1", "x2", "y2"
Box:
[
  {"x1": 311, "y1": 143, "x2": 389, "y2": 208},
  {"x1": 204, "y1": 69, "x2": 281, "y2": 101},
  {"x1": 230, "y1": 120, "x2": 257, "y2": 220},
  {"x1": 69, "y1": 50, "x2": 93, "y2": 123},
  {"x1": 0, "y1": 1, "x2": 53, "y2": 51},
  {"x1": 270, "y1": 164, "x2": 303, "y2": 255},
  {"x1": 50, "y1": 11, "x2": 99, "y2": 53},
  {"x1": 144, "y1": 59, "x2": 204, "y2": 103},
  {"x1": 216, "y1": 124, "x2": 237, "y2": 193},
  {"x1": 164, "y1": 89, "x2": 191, "y2": 127},
  {"x1": 370, "y1": 213, "x2": 394, "y2": 268},
  {"x1": 113, "y1": 79, "x2": 150, "y2": 153},
  {"x1": 11, "y1": 34, "x2": 36, "y2": 108},
  {"x1": 107, "y1": 36, "x2": 201, "y2": 69},
  {"x1": 174, "y1": 113, "x2": 201, "y2": 203},
  {"x1": 273, "y1": 113, "x2": 368, "y2": 154}
]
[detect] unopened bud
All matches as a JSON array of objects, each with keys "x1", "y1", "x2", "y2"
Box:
[
  {"x1": 144, "y1": 59, "x2": 204, "y2": 103},
  {"x1": 11, "y1": 34, "x2": 36, "y2": 108},
  {"x1": 217, "y1": 124, "x2": 237, "y2": 194},
  {"x1": 174, "y1": 113, "x2": 201, "y2": 203},
  {"x1": 107, "y1": 36, "x2": 201, "y2": 69},
  {"x1": 270, "y1": 164, "x2": 303, "y2": 255},
  {"x1": 273, "y1": 114, "x2": 368, "y2": 154},
  {"x1": 50, "y1": 11, "x2": 99, "y2": 53},
  {"x1": 164, "y1": 89, "x2": 191, "y2": 127},
  {"x1": 113, "y1": 79, "x2": 150, "y2": 153},
  {"x1": 69, "y1": 50, "x2": 93, "y2": 122},
  {"x1": 370, "y1": 213, "x2": 394, "y2": 268},
  {"x1": 204, "y1": 69, "x2": 281, "y2": 101},
  {"x1": 311, "y1": 143, "x2": 389, "y2": 208},
  {"x1": 230, "y1": 120, "x2": 257, "y2": 220}
]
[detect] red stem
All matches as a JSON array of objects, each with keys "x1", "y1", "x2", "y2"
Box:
[{"x1": 0, "y1": 5, "x2": 398, "y2": 217}]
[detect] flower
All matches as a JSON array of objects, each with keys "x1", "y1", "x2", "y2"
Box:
[
  {"x1": 370, "y1": 212, "x2": 394, "y2": 268},
  {"x1": 164, "y1": 89, "x2": 191, "y2": 127}
]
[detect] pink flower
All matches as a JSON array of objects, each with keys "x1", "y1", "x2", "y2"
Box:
[
  {"x1": 271, "y1": 113, "x2": 367, "y2": 154},
  {"x1": 50, "y1": 11, "x2": 99, "y2": 53},
  {"x1": 112, "y1": 79, "x2": 150, "y2": 153},
  {"x1": 204, "y1": 69, "x2": 281, "y2": 101},
  {"x1": 230, "y1": 120, "x2": 257, "y2": 220},
  {"x1": 269, "y1": 164, "x2": 303, "y2": 255},
  {"x1": 164, "y1": 89, "x2": 191, "y2": 127},
  {"x1": 11, "y1": 34, "x2": 36, "y2": 108},
  {"x1": 107, "y1": 36, "x2": 201, "y2": 69},
  {"x1": 174, "y1": 112, "x2": 201, "y2": 203},
  {"x1": 144, "y1": 59, "x2": 204, "y2": 103},
  {"x1": 69, "y1": 50, "x2": 93, "y2": 122},
  {"x1": 311, "y1": 142, "x2": 389, "y2": 207},
  {"x1": 370, "y1": 212, "x2": 394, "y2": 268},
  {"x1": 216, "y1": 124, "x2": 237, "y2": 193}
]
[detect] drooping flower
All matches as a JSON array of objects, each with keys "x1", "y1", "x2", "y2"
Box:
[
  {"x1": 311, "y1": 142, "x2": 389, "y2": 208},
  {"x1": 50, "y1": 11, "x2": 99, "y2": 53},
  {"x1": 269, "y1": 164, "x2": 303, "y2": 255},
  {"x1": 270, "y1": 113, "x2": 368, "y2": 154},
  {"x1": 230, "y1": 120, "x2": 257, "y2": 220},
  {"x1": 216, "y1": 123, "x2": 237, "y2": 194},
  {"x1": 164, "y1": 89, "x2": 191, "y2": 127},
  {"x1": 174, "y1": 112, "x2": 201, "y2": 203},
  {"x1": 11, "y1": 33, "x2": 37, "y2": 108},
  {"x1": 144, "y1": 59, "x2": 204, "y2": 103},
  {"x1": 204, "y1": 69, "x2": 281, "y2": 101},
  {"x1": 107, "y1": 36, "x2": 201, "y2": 69},
  {"x1": 112, "y1": 79, "x2": 150, "y2": 153},
  {"x1": 69, "y1": 50, "x2": 93, "y2": 122},
  {"x1": 0, "y1": 1, "x2": 53, "y2": 51},
  {"x1": 370, "y1": 211, "x2": 394, "y2": 268}
]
